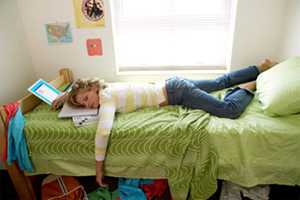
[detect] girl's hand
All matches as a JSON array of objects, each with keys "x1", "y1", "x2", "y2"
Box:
[
  {"x1": 96, "y1": 161, "x2": 108, "y2": 187},
  {"x1": 51, "y1": 94, "x2": 68, "y2": 110}
]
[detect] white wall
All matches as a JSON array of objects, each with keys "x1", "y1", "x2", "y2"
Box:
[
  {"x1": 17, "y1": 0, "x2": 288, "y2": 82},
  {"x1": 279, "y1": 0, "x2": 300, "y2": 59},
  {"x1": 230, "y1": 0, "x2": 287, "y2": 70},
  {"x1": 17, "y1": 0, "x2": 117, "y2": 81},
  {"x1": 0, "y1": 0, "x2": 35, "y2": 105}
]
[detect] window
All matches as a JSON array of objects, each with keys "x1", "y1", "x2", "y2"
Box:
[{"x1": 112, "y1": 0, "x2": 236, "y2": 73}]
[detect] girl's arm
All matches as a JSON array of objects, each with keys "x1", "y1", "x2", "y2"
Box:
[
  {"x1": 95, "y1": 100, "x2": 116, "y2": 187},
  {"x1": 96, "y1": 160, "x2": 107, "y2": 187},
  {"x1": 51, "y1": 84, "x2": 73, "y2": 110},
  {"x1": 51, "y1": 93, "x2": 69, "y2": 110}
]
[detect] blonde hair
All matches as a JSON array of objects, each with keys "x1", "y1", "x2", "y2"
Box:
[{"x1": 68, "y1": 78, "x2": 106, "y2": 107}]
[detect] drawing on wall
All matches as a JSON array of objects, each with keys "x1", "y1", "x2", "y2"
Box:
[
  {"x1": 45, "y1": 23, "x2": 73, "y2": 44},
  {"x1": 73, "y1": 0, "x2": 105, "y2": 28},
  {"x1": 86, "y1": 38, "x2": 103, "y2": 56}
]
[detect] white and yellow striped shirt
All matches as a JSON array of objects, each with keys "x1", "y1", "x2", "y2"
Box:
[{"x1": 95, "y1": 82, "x2": 166, "y2": 161}]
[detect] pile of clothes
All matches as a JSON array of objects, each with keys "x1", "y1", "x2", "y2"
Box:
[
  {"x1": 1, "y1": 102, "x2": 33, "y2": 172},
  {"x1": 220, "y1": 181, "x2": 270, "y2": 200},
  {"x1": 88, "y1": 178, "x2": 172, "y2": 200}
]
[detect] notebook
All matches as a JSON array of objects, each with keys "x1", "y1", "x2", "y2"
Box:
[{"x1": 58, "y1": 102, "x2": 99, "y2": 118}]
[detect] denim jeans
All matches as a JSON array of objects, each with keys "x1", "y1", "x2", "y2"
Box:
[{"x1": 165, "y1": 65, "x2": 260, "y2": 119}]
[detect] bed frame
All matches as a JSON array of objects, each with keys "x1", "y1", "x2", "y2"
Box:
[{"x1": 0, "y1": 68, "x2": 73, "y2": 200}]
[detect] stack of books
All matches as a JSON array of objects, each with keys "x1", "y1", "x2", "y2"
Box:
[{"x1": 58, "y1": 102, "x2": 99, "y2": 127}]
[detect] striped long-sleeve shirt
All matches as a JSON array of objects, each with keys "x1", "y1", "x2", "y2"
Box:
[{"x1": 95, "y1": 82, "x2": 166, "y2": 161}]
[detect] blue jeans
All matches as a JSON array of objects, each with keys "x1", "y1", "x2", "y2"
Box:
[{"x1": 165, "y1": 66, "x2": 260, "y2": 119}]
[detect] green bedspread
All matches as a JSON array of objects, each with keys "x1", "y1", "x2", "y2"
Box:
[{"x1": 24, "y1": 104, "x2": 217, "y2": 200}]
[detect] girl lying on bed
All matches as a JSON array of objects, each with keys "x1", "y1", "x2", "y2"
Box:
[{"x1": 52, "y1": 59, "x2": 276, "y2": 187}]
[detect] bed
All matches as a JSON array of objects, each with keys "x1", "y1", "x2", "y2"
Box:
[
  {"x1": 23, "y1": 101, "x2": 218, "y2": 200},
  {"x1": 1, "y1": 68, "x2": 300, "y2": 200}
]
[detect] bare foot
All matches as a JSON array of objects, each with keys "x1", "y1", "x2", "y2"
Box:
[
  {"x1": 239, "y1": 81, "x2": 256, "y2": 91},
  {"x1": 258, "y1": 59, "x2": 278, "y2": 72}
]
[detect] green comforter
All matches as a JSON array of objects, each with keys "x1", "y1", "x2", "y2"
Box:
[
  {"x1": 207, "y1": 93, "x2": 300, "y2": 187},
  {"x1": 25, "y1": 104, "x2": 217, "y2": 200},
  {"x1": 24, "y1": 91, "x2": 300, "y2": 199}
]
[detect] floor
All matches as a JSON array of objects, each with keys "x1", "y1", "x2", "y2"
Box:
[{"x1": 1, "y1": 171, "x2": 300, "y2": 200}]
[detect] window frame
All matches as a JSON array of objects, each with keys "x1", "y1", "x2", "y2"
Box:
[{"x1": 110, "y1": 0, "x2": 238, "y2": 75}]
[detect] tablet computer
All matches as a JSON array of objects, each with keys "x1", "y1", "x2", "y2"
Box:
[{"x1": 28, "y1": 79, "x2": 62, "y2": 105}]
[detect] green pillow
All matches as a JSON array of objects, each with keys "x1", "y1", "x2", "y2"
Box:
[{"x1": 256, "y1": 57, "x2": 300, "y2": 116}]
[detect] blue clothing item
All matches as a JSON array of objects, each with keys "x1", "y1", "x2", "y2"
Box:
[
  {"x1": 118, "y1": 178, "x2": 153, "y2": 200},
  {"x1": 7, "y1": 107, "x2": 33, "y2": 172},
  {"x1": 166, "y1": 65, "x2": 260, "y2": 119}
]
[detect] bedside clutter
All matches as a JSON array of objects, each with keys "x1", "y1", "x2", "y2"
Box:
[
  {"x1": 0, "y1": 170, "x2": 18, "y2": 200},
  {"x1": 1, "y1": 172, "x2": 300, "y2": 200}
]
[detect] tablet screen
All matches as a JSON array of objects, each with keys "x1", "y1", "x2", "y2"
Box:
[{"x1": 28, "y1": 79, "x2": 62, "y2": 105}]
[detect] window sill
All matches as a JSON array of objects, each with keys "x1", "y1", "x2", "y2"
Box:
[{"x1": 117, "y1": 65, "x2": 228, "y2": 76}]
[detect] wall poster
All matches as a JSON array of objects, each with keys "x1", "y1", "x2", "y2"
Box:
[
  {"x1": 73, "y1": 0, "x2": 105, "y2": 28},
  {"x1": 45, "y1": 22, "x2": 73, "y2": 44},
  {"x1": 86, "y1": 38, "x2": 103, "y2": 56}
]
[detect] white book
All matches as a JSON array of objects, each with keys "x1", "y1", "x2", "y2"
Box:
[{"x1": 58, "y1": 102, "x2": 99, "y2": 118}]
